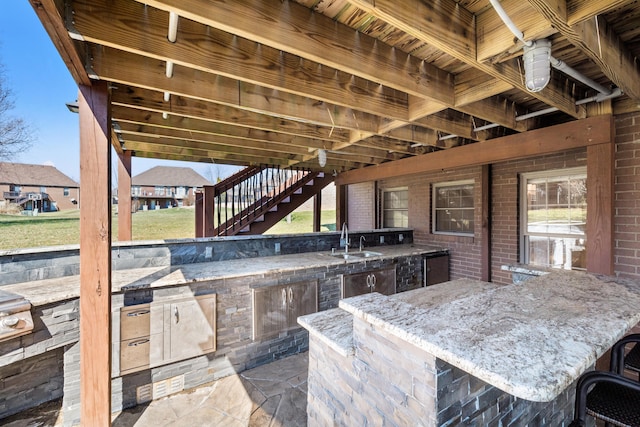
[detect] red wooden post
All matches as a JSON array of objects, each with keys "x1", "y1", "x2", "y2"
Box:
[
  {"x1": 117, "y1": 150, "x2": 132, "y2": 241},
  {"x1": 204, "y1": 185, "x2": 215, "y2": 236},
  {"x1": 313, "y1": 191, "x2": 322, "y2": 232},
  {"x1": 195, "y1": 190, "x2": 204, "y2": 237}
]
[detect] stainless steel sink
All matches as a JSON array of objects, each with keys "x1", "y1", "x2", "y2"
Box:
[{"x1": 329, "y1": 251, "x2": 382, "y2": 259}]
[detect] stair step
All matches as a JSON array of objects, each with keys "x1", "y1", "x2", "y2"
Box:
[
  {"x1": 255, "y1": 215, "x2": 264, "y2": 222},
  {"x1": 294, "y1": 188, "x2": 303, "y2": 194},
  {"x1": 281, "y1": 196, "x2": 290, "y2": 203}
]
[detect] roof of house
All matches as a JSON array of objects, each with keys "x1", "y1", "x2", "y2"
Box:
[
  {"x1": 0, "y1": 162, "x2": 79, "y2": 188},
  {"x1": 132, "y1": 166, "x2": 211, "y2": 187}
]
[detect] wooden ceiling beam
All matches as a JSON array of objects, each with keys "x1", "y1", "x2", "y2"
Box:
[
  {"x1": 90, "y1": 45, "x2": 380, "y2": 134},
  {"x1": 70, "y1": 0, "x2": 410, "y2": 121},
  {"x1": 527, "y1": 0, "x2": 640, "y2": 101},
  {"x1": 117, "y1": 123, "x2": 316, "y2": 156},
  {"x1": 349, "y1": 0, "x2": 586, "y2": 119},
  {"x1": 110, "y1": 86, "x2": 352, "y2": 143},
  {"x1": 336, "y1": 114, "x2": 612, "y2": 185},
  {"x1": 132, "y1": 0, "x2": 455, "y2": 105},
  {"x1": 125, "y1": 138, "x2": 302, "y2": 166},
  {"x1": 476, "y1": 0, "x2": 557, "y2": 63},
  {"x1": 118, "y1": 120, "x2": 398, "y2": 161},
  {"x1": 28, "y1": 0, "x2": 92, "y2": 86},
  {"x1": 454, "y1": 69, "x2": 514, "y2": 106},
  {"x1": 567, "y1": 0, "x2": 634, "y2": 25}
]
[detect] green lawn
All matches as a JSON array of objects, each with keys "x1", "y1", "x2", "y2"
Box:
[{"x1": 0, "y1": 208, "x2": 336, "y2": 250}]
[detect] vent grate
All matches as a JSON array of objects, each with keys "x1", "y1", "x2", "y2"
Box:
[{"x1": 136, "y1": 374, "x2": 185, "y2": 404}]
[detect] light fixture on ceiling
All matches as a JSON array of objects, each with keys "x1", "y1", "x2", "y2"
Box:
[
  {"x1": 65, "y1": 101, "x2": 79, "y2": 113},
  {"x1": 523, "y1": 40, "x2": 551, "y2": 92},
  {"x1": 318, "y1": 149, "x2": 327, "y2": 167}
]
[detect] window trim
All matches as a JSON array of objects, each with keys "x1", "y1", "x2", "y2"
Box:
[
  {"x1": 380, "y1": 186, "x2": 408, "y2": 229},
  {"x1": 519, "y1": 166, "x2": 587, "y2": 268},
  {"x1": 432, "y1": 179, "x2": 475, "y2": 237}
]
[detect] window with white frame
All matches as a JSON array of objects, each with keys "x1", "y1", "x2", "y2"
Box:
[
  {"x1": 432, "y1": 180, "x2": 474, "y2": 236},
  {"x1": 381, "y1": 187, "x2": 408, "y2": 228},
  {"x1": 63, "y1": 187, "x2": 69, "y2": 196},
  {"x1": 521, "y1": 167, "x2": 587, "y2": 270}
]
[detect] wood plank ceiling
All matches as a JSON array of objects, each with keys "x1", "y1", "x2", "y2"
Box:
[{"x1": 31, "y1": 0, "x2": 640, "y2": 173}]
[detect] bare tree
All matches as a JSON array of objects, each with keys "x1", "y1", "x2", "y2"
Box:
[
  {"x1": 0, "y1": 65, "x2": 34, "y2": 161},
  {"x1": 205, "y1": 164, "x2": 221, "y2": 184}
]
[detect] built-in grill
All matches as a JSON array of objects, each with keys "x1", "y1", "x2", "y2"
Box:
[{"x1": 0, "y1": 290, "x2": 34, "y2": 342}]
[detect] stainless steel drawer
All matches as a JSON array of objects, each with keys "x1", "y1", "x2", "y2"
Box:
[
  {"x1": 120, "y1": 305, "x2": 151, "y2": 340},
  {"x1": 120, "y1": 336, "x2": 151, "y2": 373}
]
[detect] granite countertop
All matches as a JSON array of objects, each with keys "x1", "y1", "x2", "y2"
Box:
[
  {"x1": 325, "y1": 271, "x2": 640, "y2": 402},
  {"x1": 3, "y1": 244, "x2": 445, "y2": 306}
]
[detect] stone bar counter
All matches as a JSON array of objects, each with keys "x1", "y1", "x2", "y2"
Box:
[{"x1": 299, "y1": 271, "x2": 640, "y2": 426}]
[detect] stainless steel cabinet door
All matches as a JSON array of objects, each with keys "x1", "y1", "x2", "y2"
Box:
[
  {"x1": 341, "y1": 267, "x2": 396, "y2": 298},
  {"x1": 252, "y1": 280, "x2": 318, "y2": 340},
  {"x1": 165, "y1": 295, "x2": 217, "y2": 361}
]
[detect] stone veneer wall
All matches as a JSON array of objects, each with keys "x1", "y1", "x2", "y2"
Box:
[
  {"x1": 0, "y1": 238, "x2": 426, "y2": 424},
  {"x1": 0, "y1": 229, "x2": 410, "y2": 286},
  {"x1": 308, "y1": 316, "x2": 585, "y2": 427},
  {"x1": 0, "y1": 348, "x2": 64, "y2": 419}
]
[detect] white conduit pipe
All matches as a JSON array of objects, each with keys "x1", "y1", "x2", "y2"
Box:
[
  {"x1": 473, "y1": 123, "x2": 501, "y2": 132},
  {"x1": 168, "y1": 12, "x2": 179, "y2": 43},
  {"x1": 438, "y1": 134, "x2": 458, "y2": 141},
  {"x1": 575, "y1": 87, "x2": 622, "y2": 105},
  {"x1": 515, "y1": 107, "x2": 559, "y2": 121},
  {"x1": 550, "y1": 58, "x2": 610, "y2": 95},
  {"x1": 165, "y1": 61, "x2": 174, "y2": 78},
  {"x1": 488, "y1": 0, "x2": 531, "y2": 47}
]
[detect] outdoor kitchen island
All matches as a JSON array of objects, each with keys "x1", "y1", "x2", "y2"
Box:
[{"x1": 299, "y1": 271, "x2": 640, "y2": 426}]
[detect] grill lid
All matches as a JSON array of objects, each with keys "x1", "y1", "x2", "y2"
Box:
[
  {"x1": 0, "y1": 289, "x2": 31, "y2": 315},
  {"x1": 0, "y1": 289, "x2": 33, "y2": 342}
]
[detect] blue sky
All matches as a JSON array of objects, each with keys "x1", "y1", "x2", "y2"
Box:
[{"x1": 0, "y1": 2, "x2": 238, "y2": 183}]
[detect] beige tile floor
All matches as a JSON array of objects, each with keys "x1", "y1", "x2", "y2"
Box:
[{"x1": 3, "y1": 352, "x2": 309, "y2": 427}]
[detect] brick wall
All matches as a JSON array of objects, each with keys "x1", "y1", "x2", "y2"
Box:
[
  {"x1": 614, "y1": 112, "x2": 640, "y2": 281},
  {"x1": 347, "y1": 181, "x2": 375, "y2": 229},
  {"x1": 348, "y1": 137, "x2": 638, "y2": 286},
  {"x1": 377, "y1": 168, "x2": 484, "y2": 281}
]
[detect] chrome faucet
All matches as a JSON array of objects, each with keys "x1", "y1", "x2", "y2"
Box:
[
  {"x1": 340, "y1": 222, "x2": 349, "y2": 254},
  {"x1": 359, "y1": 236, "x2": 366, "y2": 251}
]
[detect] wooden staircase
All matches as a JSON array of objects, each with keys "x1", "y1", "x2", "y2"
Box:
[{"x1": 199, "y1": 166, "x2": 334, "y2": 237}]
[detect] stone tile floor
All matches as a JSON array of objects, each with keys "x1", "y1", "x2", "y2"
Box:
[{"x1": 3, "y1": 352, "x2": 309, "y2": 427}]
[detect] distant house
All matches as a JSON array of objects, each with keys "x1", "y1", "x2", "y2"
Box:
[
  {"x1": 130, "y1": 166, "x2": 211, "y2": 210},
  {"x1": 0, "y1": 162, "x2": 79, "y2": 212}
]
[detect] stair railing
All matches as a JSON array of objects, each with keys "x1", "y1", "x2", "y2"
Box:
[{"x1": 212, "y1": 165, "x2": 311, "y2": 235}]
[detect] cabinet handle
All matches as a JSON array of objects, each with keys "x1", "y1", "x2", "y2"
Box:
[
  {"x1": 288, "y1": 287, "x2": 293, "y2": 303},
  {"x1": 282, "y1": 288, "x2": 287, "y2": 307},
  {"x1": 127, "y1": 309, "x2": 150, "y2": 317},
  {"x1": 174, "y1": 306, "x2": 179, "y2": 323},
  {"x1": 128, "y1": 338, "x2": 149, "y2": 347},
  {"x1": 371, "y1": 274, "x2": 376, "y2": 289},
  {"x1": 366, "y1": 275, "x2": 371, "y2": 288}
]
